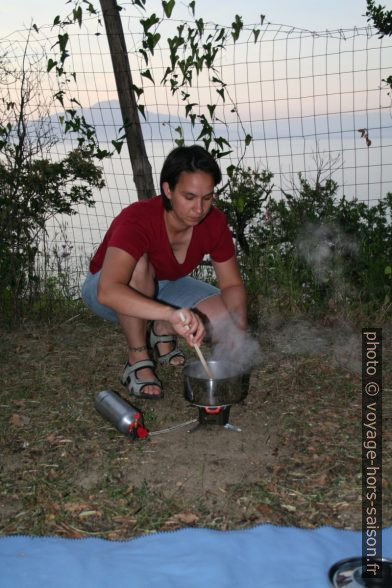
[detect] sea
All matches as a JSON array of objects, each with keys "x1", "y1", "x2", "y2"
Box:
[{"x1": 43, "y1": 134, "x2": 392, "y2": 293}]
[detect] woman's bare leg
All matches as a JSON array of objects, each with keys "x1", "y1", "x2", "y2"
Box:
[
  {"x1": 151, "y1": 319, "x2": 185, "y2": 365},
  {"x1": 116, "y1": 254, "x2": 161, "y2": 396}
]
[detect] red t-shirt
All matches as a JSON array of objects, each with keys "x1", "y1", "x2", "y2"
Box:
[{"x1": 89, "y1": 196, "x2": 235, "y2": 280}]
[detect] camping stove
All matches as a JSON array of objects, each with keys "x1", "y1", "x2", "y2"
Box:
[
  {"x1": 197, "y1": 404, "x2": 231, "y2": 426},
  {"x1": 195, "y1": 404, "x2": 241, "y2": 432},
  {"x1": 182, "y1": 360, "x2": 249, "y2": 432},
  {"x1": 188, "y1": 404, "x2": 241, "y2": 432}
]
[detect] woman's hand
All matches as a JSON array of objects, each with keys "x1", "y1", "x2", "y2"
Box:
[{"x1": 168, "y1": 308, "x2": 205, "y2": 347}]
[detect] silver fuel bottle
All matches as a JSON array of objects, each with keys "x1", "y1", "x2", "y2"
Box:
[{"x1": 94, "y1": 390, "x2": 148, "y2": 439}]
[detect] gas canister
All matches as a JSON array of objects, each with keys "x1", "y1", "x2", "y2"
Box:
[{"x1": 94, "y1": 390, "x2": 148, "y2": 439}]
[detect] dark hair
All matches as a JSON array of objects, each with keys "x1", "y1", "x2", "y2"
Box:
[{"x1": 160, "y1": 145, "x2": 222, "y2": 211}]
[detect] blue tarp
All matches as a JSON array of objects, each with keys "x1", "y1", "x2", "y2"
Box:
[{"x1": 1, "y1": 525, "x2": 391, "y2": 587}]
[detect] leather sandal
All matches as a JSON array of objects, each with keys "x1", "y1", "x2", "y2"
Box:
[
  {"x1": 148, "y1": 323, "x2": 185, "y2": 366},
  {"x1": 121, "y1": 360, "x2": 164, "y2": 399}
]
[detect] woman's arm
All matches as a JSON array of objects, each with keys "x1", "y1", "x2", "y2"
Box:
[
  {"x1": 212, "y1": 256, "x2": 248, "y2": 330},
  {"x1": 97, "y1": 246, "x2": 204, "y2": 344}
]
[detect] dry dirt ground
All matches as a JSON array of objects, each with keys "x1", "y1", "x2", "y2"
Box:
[{"x1": 0, "y1": 310, "x2": 391, "y2": 538}]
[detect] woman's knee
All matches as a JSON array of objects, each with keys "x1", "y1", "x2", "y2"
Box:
[
  {"x1": 194, "y1": 294, "x2": 228, "y2": 341},
  {"x1": 130, "y1": 254, "x2": 155, "y2": 296},
  {"x1": 81, "y1": 272, "x2": 118, "y2": 322},
  {"x1": 196, "y1": 293, "x2": 227, "y2": 320}
]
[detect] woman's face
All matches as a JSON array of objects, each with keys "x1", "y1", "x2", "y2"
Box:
[{"x1": 163, "y1": 171, "x2": 215, "y2": 227}]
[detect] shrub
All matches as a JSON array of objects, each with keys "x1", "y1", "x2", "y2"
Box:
[
  {"x1": 0, "y1": 47, "x2": 105, "y2": 315},
  {"x1": 221, "y1": 169, "x2": 392, "y2": 314},
  {"x1": 215, "y1": 166, "x2": 273, "y2": 256}
]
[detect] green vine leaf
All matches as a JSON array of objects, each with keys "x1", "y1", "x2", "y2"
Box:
[
  {"x1": 189, "y1": 1, "x2": 195, "y2": 16},
  {"x1": 137, "y1": 104, "x2": 146, "y2": 119},
  {"x1": 162, "y1": 0, "x2": 175, "y2": 18},
  {"x1": 86, "y1": 2, "x2": 98, "y2": 16},
  {"x1": 141, "y1": 69, "x2": 155, "y2": 84},
  {"x1": 215, "y1": 136, "x2": 230, "y2": 149},
  {"x1": 58, "y1": 33, "x2": 69, "y2": 55},
  {"x1": 170, "y1": 78, "x2": 178, "y2": 93},
  {"x1": 139, "y1": 48, "x2": 149, "y2": 65},
  {"x1": 140, "y1": 13, "x2": 160, "y2": 33},
  {"x1": 54, "y1": 90, "x2": 65, "y2": 106},
  {"x1": 253, "y1": 28, "x2": 260, "y2": 43},
  {"x1": 185, "y1": 103, "x2": 198, "y2": 116},
  {"x1": 73, "y1": 6, "x2": 83, "y2": 27},
  {"x1": 131, "y1": 0, "x2": 147, "y2": 10},
  {"x1": 195, "y1": 18, "x2": 204, "y2": 36},
  {"x1": 202, "y1": 137, "x2": 212, "y2": 150},
  {"x1": 131, "y1": 84, "x2": 144, "y2": 99},
  {"x1": 215, "y1": 28, "x2": 226, "y2": 43},
  {"x1": 211, "y1": 76, "x2": 226, "y2": 87},
  {"x1": 197, "y1": 118, "x2": 213, "y2": 141},
  {"x1": 207, "y1": 104, "x2": 216, "y2": 118},
  {"x1": 216, "y1": 87, "x2": 225, "y2": 102},
  {"x1": 144, "y1": 32, "x2": 161, "y2": 54},
  {"x1": 47, "y1": 59, "x2": 57, "y2": 72},
  {"x1": 203, "y1": 42, "x2": 218, "y2": 68},
  {"x1": 231, "y1": 15, "x2": 243, "y2": 42},
  {"x1": 96, "y1": 148, "x2": 111, "y2": 160},
  {"x1": 112, "y1": 139, "x2": 124, "y2": 154},
  {"x1": 161, "y1": 67, "x2": 172, "y2": 83},
  {"x1": 216, "y1": 150, "x2": 233, "y2": 159},
  {"x1": 245, "y1": 134, "x2": 252, "y2": 146}
]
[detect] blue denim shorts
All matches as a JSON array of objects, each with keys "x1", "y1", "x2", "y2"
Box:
[{"x1": 81, "y1": 271, "x2": 220, "y2": 322}]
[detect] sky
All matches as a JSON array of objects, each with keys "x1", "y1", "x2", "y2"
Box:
[{"x1": 1, "y1": 0, "x2": 387, "y2": 37}]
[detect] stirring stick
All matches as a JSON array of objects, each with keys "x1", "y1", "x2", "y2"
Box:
[
  {"x1": 193, "y1": 343, "x2": 214, "y2": 379},
  {"x1": 179, "y1": 312, "x2": 214, "y2": 379}
]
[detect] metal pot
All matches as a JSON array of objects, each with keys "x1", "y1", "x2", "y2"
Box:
[{"x1": 182, "y1": 360, "x2": 249, "y2": 407}]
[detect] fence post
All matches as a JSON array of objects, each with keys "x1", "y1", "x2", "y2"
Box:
[{"x1": 99, "y1": 0, "x2": 156, "y2": 200}]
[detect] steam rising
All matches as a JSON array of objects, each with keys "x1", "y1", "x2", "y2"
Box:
[
  {"x1": 296, "y1": 222, "x2": 358, "y2": 284},
  {"x1": 267, "y1": 316, "x2": 361, "y2": 374},
  {"x1": 259, "y1": 222, "x2": 363, "y2": 374},
  {"x1": 207, "y1": 224, "x2": 362, "y2": 377},
  {"x1": 211, "y1": 316, "x2": 261, "y2": 373}
]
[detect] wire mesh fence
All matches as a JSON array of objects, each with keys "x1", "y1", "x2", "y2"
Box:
[{"x1": 1, "y1": 12, "x2": 392, "y2": 290}]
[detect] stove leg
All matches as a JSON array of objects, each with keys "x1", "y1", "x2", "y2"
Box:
[{"x1": 224, "y1": 423, "x2": 242, "y2": 432}]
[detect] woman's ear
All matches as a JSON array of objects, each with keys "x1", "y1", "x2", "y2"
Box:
[
  {"x1": 162, "y1": 181, "x2": 170, "y2": 198},
  {"x1": 162, "y1": 181, "x2": 173, "y2": 209}
]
